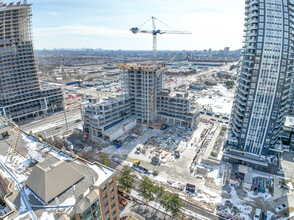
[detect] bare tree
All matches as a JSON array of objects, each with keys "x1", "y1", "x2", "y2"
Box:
[{"x1": 74, "y1": 70, "x2": 86, "y2": 87}]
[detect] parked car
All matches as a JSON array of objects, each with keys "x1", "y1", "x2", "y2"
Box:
[
  {"x1": 253, "y1": 208, "x2": 261, "y2": 220},
  {"x1": 277, "y1": 169, "x2": 284, "y2": 175},
  {"x1": 275, "y1": 204, "x2": 287, "y2": 213}
]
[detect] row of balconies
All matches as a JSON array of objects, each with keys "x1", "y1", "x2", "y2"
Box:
[
  {"x1": 157, "y1": 100, "x2": 188, "y2": 107},
  {"x1": 0, "y1": 55, "x2": 35, "y2": 61},
  {"x1": 157, "y1": 108, "x2": 192, "y2": 118},
  {"x1": 157, "y1": 104, "x2": 189, "y2": 112},
  {"x1": 1, "y1": 80, "x2": 38, "y2": 86},
  {"x1": 1, "y1": 62, "x2": 35, "y2": 69},
  {"x1": 1, "y1": 69, "x2": 37, "y2": 77}
]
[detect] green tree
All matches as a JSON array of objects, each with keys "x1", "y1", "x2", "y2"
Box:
[
  {"x1": 155, "y1": 185, "x2": 166, "y2": 206},
  {"x1": 163, "y1": 193, "x2": 184, "y2": 217},
  {"x1": 229, "y1": 64, "x2": 237, "y2": 71},
  {"x1": 37, "y1": 134, "x2": 45, "y2": 142},
  {"x1": 117, "y1": 165, "x2": 135, "y2": 192},
  {"x1": 138, "y1": 176, "x2": 157, "y2": 202},
  {"x1": 224, "y1": 80, "x2": 235, "y2": 88},
  {"x1": 100, "y1": 153, "x2": 110, "y2": 166}
]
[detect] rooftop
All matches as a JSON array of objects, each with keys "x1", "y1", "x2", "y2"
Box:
[
  {"x1": 285, "y1": 116, "x2": 294, "y2": 128},
  {"x1": 117, "y1": 63, "x2": 167, "y2": 72},
  {"x1": 0, "y1": 2, "x2": 30, "y2": 10},
  {"x1": 0, "y1": 117, "x2": 115, "y2": 219},
  {"x1": 26, "y1": 156, "x2": 85, "y2": 203}
]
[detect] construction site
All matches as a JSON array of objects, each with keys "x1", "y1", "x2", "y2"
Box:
[{"x1": 82, "y1": 63, "x2": 199, "y2": 142}]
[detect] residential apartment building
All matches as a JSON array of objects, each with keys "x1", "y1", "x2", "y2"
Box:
[
  {"x1": 290, "y1": 75, "x2": 294, "y2": 115},
  {"x1": 225, "y1": 0, "x2": 293, "y2": 172},
  {"x1": 83, "y1": 64, "x2": 199, "y2": 141},
  {"x1": 83, "y1": 96, "x2": 134, "y2": 141},
  {"x1": 120, "y1": 63, "x2": 163, "y2": 122},
  {"x1": 0, "y1": 116, "x2": 119, "y2": 220},
  {"x1": 0, "y1": 2, "x2": 63, "y2": 122},
  {"x1": 157, "y1": 89, "x2": 199, "y2": 129}
]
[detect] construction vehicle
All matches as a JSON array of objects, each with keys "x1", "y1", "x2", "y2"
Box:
[
  {"x1": 133, "y1": 160, "x2": 152, "y2": 173},
  {"x1": 130, "y1": 16, "x2": 191, "y2": 62},
  {"x1": 186, "y1": 183, "x2": 196, "y2": 193},
  {"x1": 174, "y1": 150, "x2": 180, "y2": 158},
  {"x1": 73, "y1": 128, "x2": 82, "y2": 134},
  {"x1": 152, "y1": 169, "x2": 159, "y2": 176}
]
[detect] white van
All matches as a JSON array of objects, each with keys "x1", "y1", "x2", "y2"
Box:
[{"x1": 253, "y1": 208, "x2": 261, "y2": 220}]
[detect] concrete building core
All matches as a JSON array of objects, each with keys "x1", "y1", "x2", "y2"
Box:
[
  {"x1": 0, "y1": 3, "x2": 63, "y2": 122},
  {"x1": 83, "y1": 63, "x2": 199, "y2": 142}
]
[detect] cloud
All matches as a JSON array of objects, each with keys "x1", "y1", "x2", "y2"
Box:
[
  {"x1": 48, "y1": 11, "x2": 58, "y2": 15},
  {"x1": 34, "y1": 25, "x2": 131, "y2": 37}
]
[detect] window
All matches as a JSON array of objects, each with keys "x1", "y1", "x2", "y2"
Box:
[
  {"x1": 93, "y1": 209, "x2": 102, "y2": 219},
  {"x1": 111, "y1": 202, "x2": 115, "y2": 209},
  {"x1": 105, "y1": 209, "x2": 109, "y2": 216},
  {"x1": 110, "y1": 186, "x2": 114, "y2": 194},
  {"x1": 112, "y1": 210, "x2": 117, "y2": 216},
  {"x1": 91, "y1": 199, "x2": 100, "y2": 210},
  {"x1": 102, "y1": 184, "x2": 106, "y2": 192},
  {"x1": 103, "y1": 193, "x2": 108, "y2": 200},
  {"x1": 106, "y1": 217, "x2": 110, "y2": 220},
  {"x1": 104, "y1": 202, "x2": 109, "y2": 208},
  {"x1": 109, "y1": 178, "x2": 114, "y2": 185},
  {"x1": 111, "y1": 194, "x2": 115, "y2": 201}
]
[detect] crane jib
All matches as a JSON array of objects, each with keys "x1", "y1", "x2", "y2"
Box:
[{"x1": 129, "y1": 16, "x2": 191, "y2": 62}]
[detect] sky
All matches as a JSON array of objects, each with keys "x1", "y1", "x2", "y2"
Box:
[{"x1": 23, "y1": 0, "x2": 245, "y2": 50}]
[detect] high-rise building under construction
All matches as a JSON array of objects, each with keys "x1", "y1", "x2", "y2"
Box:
[
  {"x1": 0, "y1": 2, "x2": 63, "y2": 122},
  {"x1": 83, "y1": 64, "x2": 199, "y2": 142},
  {"x1": 225, "y1": 0, "x2": 293, "y2": 171}
]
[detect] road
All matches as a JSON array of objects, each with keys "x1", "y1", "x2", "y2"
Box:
[
  {"x1": 20, "y1": 108, "x2": 82, "y2": 138},
  {"x1": 116, "y1": 167, "x2": 225, "y2": 220},
  {"x1": 183, "y1": 200, "x2": 226, "y2": 220}
]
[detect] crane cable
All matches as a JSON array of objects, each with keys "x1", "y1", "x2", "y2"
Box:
[
  {"x1": 138, "y1": 16, "x2": 179, "y2": 32},
  {"x1": 153, "y1": 17, "x2": 178, "y2": 31},
  {"x1": 139, "y1": 17, "x2": 152, "y2": 28}
]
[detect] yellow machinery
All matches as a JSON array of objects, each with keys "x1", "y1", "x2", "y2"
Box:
[{"x1": 133, "y1": 160, "x2": 140, "y2": 166}]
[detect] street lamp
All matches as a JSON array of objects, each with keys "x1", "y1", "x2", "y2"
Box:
[{"x1": 63, "y1": 106, "x2": 69, "y2": 131}]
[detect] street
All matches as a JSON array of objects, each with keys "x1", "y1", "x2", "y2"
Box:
[{"x1": 20, "y1": 108, "x2": 82, "y2": 138}]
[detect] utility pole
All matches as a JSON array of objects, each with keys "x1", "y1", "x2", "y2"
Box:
[
  {"x1": 44, "y1": 131, "x2": 47, "y2": 141},
  {"x1": 63, "y1": 107, "x2": 69, "y2": 131}
]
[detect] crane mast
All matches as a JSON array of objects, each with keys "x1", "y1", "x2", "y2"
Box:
[{"x1": 152, "y1": 17, "x2": 157, "y2": 61}]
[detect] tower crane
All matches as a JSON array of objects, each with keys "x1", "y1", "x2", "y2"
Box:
[{"x1": 130, "y1": 16, "x2": 192, "y2": 62}]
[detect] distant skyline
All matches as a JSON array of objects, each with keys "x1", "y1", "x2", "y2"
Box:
[{"x1": 24, "y1": 0, "x2": 244, "y2": 50}]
